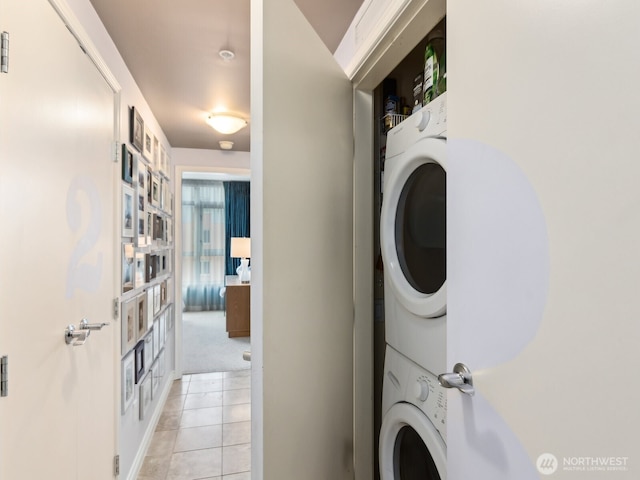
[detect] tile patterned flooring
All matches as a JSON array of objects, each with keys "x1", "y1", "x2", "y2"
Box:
[{"x1": 138, "y1": 369, "x2": 251, "y2": 480}]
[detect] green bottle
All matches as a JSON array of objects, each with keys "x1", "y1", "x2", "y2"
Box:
[
  {"x1": 437, "y1": 51, "x2": 446, "y2": 96},
  {"x1": 423, "y1": 31, "x2": 445, "y2": 104},
  {"x1": 423, "y1": 42, "x2": 438, "y2": 104}
]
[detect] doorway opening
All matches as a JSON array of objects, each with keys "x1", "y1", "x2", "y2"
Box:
[{"x1": 176, "y1": 170, "x2": 251, "y2": 375}]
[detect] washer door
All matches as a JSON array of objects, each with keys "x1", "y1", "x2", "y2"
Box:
[
  {"x1": 381, "y1": 137, "x2": 447, "y2": 318},
  {"x1": 379, "y1": 402, "x2": 446, "y2": 479}
]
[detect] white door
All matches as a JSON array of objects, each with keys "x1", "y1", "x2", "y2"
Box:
[
  {"x1": 251, "y1": 0, "x2": 354, "y2": 478},
  {"x1": 447, "y1": 1, "x2": 640, "y2": 478},
  {"x1": 0, "y1": 1, "x2": 118, "y2": 478}
]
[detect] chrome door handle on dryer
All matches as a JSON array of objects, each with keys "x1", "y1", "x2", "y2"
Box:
[{"x1": 438, "y1": 363, "x2": 475, "y2": 396}]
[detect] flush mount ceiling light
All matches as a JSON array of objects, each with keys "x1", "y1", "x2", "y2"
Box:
[
  {"x1": 206, "y1": 114, "x2": 247, "y2": 134},
  {"x1": 219, "y1": 140, "x2": 234, "y2": 150},
  {"x1": 219, "y1": 49, "x2": 235, "y2": 61}
]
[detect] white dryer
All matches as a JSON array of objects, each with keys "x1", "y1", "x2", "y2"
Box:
[
  {"x1": 381, "y1": 93, "x2": 447, "y2": 374},
  {"x1": 379, "y1": 345, "x2": 446, "y2": 479}
]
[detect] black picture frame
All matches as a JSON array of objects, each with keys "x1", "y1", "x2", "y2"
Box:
[
  {"x1": 130, "y1": 106, "x2": 144, "y2": 152},
  {"x1": 145, "y1": 253, "x2": 157, "y2": 282},
  {"x1": 121, "y1": 143, "x2": 134, "y2": 184},
  {"x1": 134, "y1": 339, "x2": 145, "y2": 384}
]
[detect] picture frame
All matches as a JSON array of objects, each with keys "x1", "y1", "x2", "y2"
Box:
[
  {"x1": 159, "y1": 178, "x2": 165, "y2": 211},
  {"x1": 146, "y1": 211, "x2": 153, "y2": 246},
  {"x1": 136, "y1": 159, "x2": 148, "y2": 247},
  {"x1": 160, "y1": 145, "x2": 167, "y2": 176},
  {"x1": 145, "y1": 253, "x2": 157, "y2": 282},
  {"x1": 164, "y1": 182, "x2": 171, "y2": 214},
  {"x1": 151, "y1": 175, "x2": 160, "y2": 208},
  {"x1": 153, "y1": 214, "x2": 164, "y2": 242},
  {"x1": 159, "y1": 311, "x2": 166, "y2": 350},
  {"x1": 136, "y1": 155, "x2": 147, "y2": 190},
  {"x1": 121, "y1": 297, "x2": 137, "y2": 354},
  {"x1": 144, "y1": 333, "x2": 153, "y2": 378},
  {"x1": 147, "y1": 289, "x2": 154, "y2": 331},
  {"x1": 152, "y1": 318, "x2": 160, "y2": 361},
  {"x1": 160, "y1": 280, "x2": 167, "y2": 307},
  {"x1": 167, "y1": 277, "x2": 173, "y2": 304},
  {"x1": 167, "y1": 303, "x2": 174, "y2": 331},
  {"x1": 167, "y1": 218, "x2": 173, "y2": 244},
  {"x1": 130, "y1": 106, "x2": 144, "y2": 152},
  {"x1": 121, "y1": 351, "x2": 135, "y2": 414},
  {"x1": 159, "y1": 253, "x2": 167, "y2": 276},
  {"x1": 146, "y1": 169, "x2": 153, "y2": 203},
  {"x1": 121, "y1": 143, "x2": 134, "y2": 184},
  {"x1": 163, "y1": 148, "x2": 170, "y2": 180},
  {"x1": 122, "y1": 184, "x2": 135, "y2": 238},
  {"x1": 134, "y1": 339, "x2": 145, "y2": 384},
  {"x1": 136, "y1": 192, "x2": 147, "y2": 247},
  {"x1": 136, "y1": 292, "x2": 147, "y2": 338},
  {"x1": 122, "y1": 243, "x2": 135, "y2": 293},
  {"x1": 153, "y1": 284, "x2": 161, "y2": 315},
  {"x1": 153, "y1": 135, "x2": 159, "y2": 171},
  {"x1": 143, "y1": 124, "x2": 153, "y2": 162},
  {"x1": 134, "y1": 252, "x2": 146, "y2": 289},
  {"x1": 151, "y1": 360, "x2": 159, "y2": 399},
  {"x1": 139, "y1": 373, "x2": 151, "y2": 420}
]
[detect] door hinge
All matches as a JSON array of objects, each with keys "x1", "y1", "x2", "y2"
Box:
[
  {"x1": 112, "y1": 141, "x2": 120, "y2": 163},
  {"x1": 1, "y1": 32, "x2": 9, "y2": 74},
  {"x1": 114, "y1": 298, "x2": 120, "y2": 319},
  {"x1": 113, "y1": 454, "x2": 120, "y2": 476},
  {"x1": 1, "y1": 355, "x2": 8, "y2": 397}
]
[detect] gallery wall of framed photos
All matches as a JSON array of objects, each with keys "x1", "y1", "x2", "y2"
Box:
[{"x1": 121, "y1": 105, "x2": 174, "y2": 422}]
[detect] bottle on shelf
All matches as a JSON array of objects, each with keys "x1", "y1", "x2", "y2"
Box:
[{"x1": 423, "y1": 30, "x2": 445, "y2": 105}]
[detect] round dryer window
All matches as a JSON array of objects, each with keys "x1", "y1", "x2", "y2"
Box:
[
  {"x1": 395, "y1": 162, "x2": 446, "y2": 294},
  {"x1": 379, "y1": 402, "x2": 446, "y2": 479},
  {"x1": 381, "y1": 136, "x2": 447, "y2": 318}
]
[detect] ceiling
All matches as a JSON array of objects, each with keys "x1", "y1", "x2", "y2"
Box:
[{"x1": 89, "y1": 0, "x2": 363, "y2": 153}]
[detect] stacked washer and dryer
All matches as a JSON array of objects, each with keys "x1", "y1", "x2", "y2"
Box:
[{"x1": 378, "y1": 92, "x2": 448, "y2": 479}]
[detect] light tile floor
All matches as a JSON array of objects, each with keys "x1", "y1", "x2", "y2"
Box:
[{"x1": 138, "y1": 370, "x2": 251, "y2": 480}]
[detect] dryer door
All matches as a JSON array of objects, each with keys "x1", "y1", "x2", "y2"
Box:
[
  {"x1": 381, "y1": 137, "x2": 447, "y2": 318},
  {"x1": 379, "y1": 402, "x2": 446, "y2": 479}
]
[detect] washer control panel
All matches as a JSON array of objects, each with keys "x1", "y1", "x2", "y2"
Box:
[
  {"x1": 384, "y1": 346, "x2": 448, "y2": 442},
  {"x1": 410, "y1": 368, "x2": 447, "y2": 441},
  {"x1": 385, "y1": 92, "x2": 447, "y2": 159}
]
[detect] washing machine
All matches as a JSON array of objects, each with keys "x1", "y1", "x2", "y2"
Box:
[
  {"x1": 379, "y1": 344, "x2": 446, "y2": 479},
  {"x1": 381, "y1": 92, "x2": 447, "y2": 374}
]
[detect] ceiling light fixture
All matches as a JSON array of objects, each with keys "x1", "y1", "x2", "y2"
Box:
[
  {"x1": 206, "y1": 114, "x2": 247, "y2": 135},
  {"x1": 219, "y1": 140, "x2": 234, "y2": 150},
  {"x1": 219, "y1": 49, "x2": 235, "y2": 62}
]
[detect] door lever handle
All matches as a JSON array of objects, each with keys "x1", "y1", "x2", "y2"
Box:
[
  {"x1": 64, "y1": 319, "x2": 109, "y2": 346},
  {"x1": 79, "y1": 319, "x2": 109, "y2": 331},
  {"x1": 65, "y1": 324, "x2": 90, "y2": 346},
  {"x1": 438, "y1": 363, "x2": 475, "y2": 396}
]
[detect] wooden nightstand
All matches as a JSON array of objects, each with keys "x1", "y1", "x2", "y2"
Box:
[{"x1": 225, "y1": 275, "x2": 250, "y2": 337}]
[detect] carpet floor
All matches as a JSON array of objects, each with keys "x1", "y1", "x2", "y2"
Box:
[{"x1": 182, "y1": 310, "x2": 251, "y2": 374}]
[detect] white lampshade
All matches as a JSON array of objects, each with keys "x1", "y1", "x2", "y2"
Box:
[
  {"x1": 206, "y1": 114, "x2": 247, "y2": 134},
  {"x1": 230, "y1": 237, "x2": 251, "y2": 259}
]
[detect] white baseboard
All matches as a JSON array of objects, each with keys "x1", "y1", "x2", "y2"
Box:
[{"x1": 126, "y1": 369, "x2": 177, "y2": 480}]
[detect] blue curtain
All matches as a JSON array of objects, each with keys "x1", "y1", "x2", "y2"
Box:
[
  {"x1": 182, "y1": 180, "x2": 226, "y2": 311},
  {"x1": 224, "y1": 181, "x2": 251, "y2": 275}
]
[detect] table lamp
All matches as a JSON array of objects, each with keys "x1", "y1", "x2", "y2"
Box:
[{"x1": 230, "y1": 237, "x2": 251, "y2": 283}]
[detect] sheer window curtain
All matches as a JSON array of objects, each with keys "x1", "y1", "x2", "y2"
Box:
[{"x1": 182, "y1": 180, "x2": 226, "y2": 311}]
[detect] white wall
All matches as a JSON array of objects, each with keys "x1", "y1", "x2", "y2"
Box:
[{"x1": 172, "y1": 147, "x2": 250, "y2": 170}]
